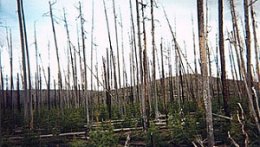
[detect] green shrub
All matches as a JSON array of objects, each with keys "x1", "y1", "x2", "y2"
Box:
[
  {"x1": 146, "y1": 122, "x2": 161, "y2": 146},
  {"x1": 70, "y1": 138, "x2": 87, "y2": 147},
  {"x1": 22, "y1": 129, "x2": 40, "y2": 146},
  {"x1": 87, "y1": 123, "x2": 118, "y2": 147},
  {"x1": 168, "y1": 111, "x2": 197, "y2": 146}
]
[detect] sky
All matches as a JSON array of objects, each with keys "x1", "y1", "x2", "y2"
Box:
[{"x1": 0, "y1": 0, "x2": 260, "y2": 90}]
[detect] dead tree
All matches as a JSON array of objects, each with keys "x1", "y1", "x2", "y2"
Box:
[
  {"x1": 17, "y1": 0, "x2": 33, "y2": 129},
  {"x1": 244, "y1": 0, "x2": 253, "y2": 90},
  {"x1": 197, "y1": 0, "x2": 215, "y2": 146},
  {"x1": 63, "y1": 8, "x2": 77, "y2": 107},
  {"x1": 112, "y1": 0, "x2": 122, "y2": 94},
  {"x1": 160, "y1": 40, "x2": 167, "y2": 115},
  {"x1": 17, "y1": 73, "x2": 21, "y2": 112},
  {"x1": 192, "y1": 17, "x2": 199, "y2": 101},
  {"x1": 129, "y1": 0, "x2": 140, "y2": 102},
  {"x1": 49, "y1": 1, "x2": 63, "y2": 109},
  {"x1": 79, "y1": 2, "x2": 89, "y2": 124},
  {"x1": 150, "y1": 0, "x2": 159, "y2": 118},
  {"x1": 0, "y1": 49, "x2": 2, "y2": 145},
  {"x1": 34, "y1": 23, "x2": 40, "y2": 113},
  {"x1": 250, "y1": 0, "x2": 260, "y2": 92},
  {"x1": 218, "y1": 0, "x2": 230, "y2": 117},
  {"x1": 139, "y1": 0, "x2": 149, "y2": 130}
]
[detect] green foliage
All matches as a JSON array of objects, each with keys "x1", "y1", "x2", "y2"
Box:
[
  {"x1": 87, "y1": 123, "x2": 118, "y2": 147},
  {"x1": 69, "y1": 138, "x2": 87, "y2": 147},
  {"x1": 146, "y1": 122, "x2": 162, "y2": 146},
  {"x1": 62, "y1": 108, "x2": 85, "y2": 132},
  {"x1": 34, "y1": 108, "x2": 61, "y2": 133},
  {"x1": 22, "y1": 129, "x2": 40, "y2": 146},
  {"x1": 111, "y1": 105, "x2": 121, "y2": 120},
  {"x1": 34, "y1": 107, "x2": 85, "y2": 133},
  {"x1": 168, "y1": 111, "x2": 198, "y2": 146},
  {"x1": 98, "y1": 104, "x2": 109, "y2": 121}
]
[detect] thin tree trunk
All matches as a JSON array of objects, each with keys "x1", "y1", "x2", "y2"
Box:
[
  {"x1": 0, "y1": 50, "x2": 2, "y2": 146},
  {"x1": 150, "y1": 0, "x2": 159, "y2": 119},
  {"x1": 17, "y1": 73, "x2": 21, "y2": 112},
  {"x1": 219, "y1": 0, "x2": 230, "y2": 117},
  {"x1": 250, "y1": 0, "x2": 260, "y2": 92},
  {"x1": 140, "y1": 0, "x2": 149, "y2": 130},
  {"x1": 79, "y1": 2, "x2": 89, "y2": 124},
  {"x1": 242, "y1": 0, "x2": 260, "y2": 133},
  {"x1": 34, "y1": 23, "x2": 39, "y2": 113},
  {"x1": 192, "y1": 17, "x2": 199, "y2": 101},
  {"x1": 129, "y1": 0, "x2": 140, "y2": 104},
  {"x1": 47, "y1": 67, "x2": 50, "y2": 110},
  {"x1": 63, "y1": 9, "x2": 77, "y2": 107},
  {"x1": 244, "y1": 0, "x2": 253, "y2": 90},
  {"x1": 49, "y1": 1, "x2": 62, "y2": 110},
  {"x1": 112, "y1": 0, "x2": 122, "y2": 93},
  {"x1": 197, "y1": 0, "x2": 214, "y2": 146},
  {"x1": 17, "y1": 0, "x2": 30, "y2": 128},
  {"x1": 160, "y1": 40, "x2": 167, "y2": 115}
]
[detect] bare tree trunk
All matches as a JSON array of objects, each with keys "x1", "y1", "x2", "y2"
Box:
[
  {"x1": 219, "y1": 0, "x2": 230, "y2": 117},
  {"x1": 160, "y1": 40, "x2": 167, "y2": 115},
  {"x1": 140, "y1": 0, "x2": 149, "y2": 130},
  {"x1": 17, "y1": 0, "x2": 30, "y2": 128},
  {"x1": 150, "y1": 0, "x2": 159, "y2": 119},
  {"x1": 49, "y1": 1, "x2": 62, "y2": 110},
  {"x1": 112, "y1": 0, "x2": 122, "y2": 94},
  {"x1": 243, "y1": 0, "x2": 260, "y2": 133},
  {"x1": 130, "y1": 0, "x2": 138, "y2": 104},
  {"x1": 103, "y1": 0, "x2": 119, "y2": 119},
  {"x1": 47, "y1": 67, "x2": 50, "y2": 110},
  {"x1": 63, "y1": 9, "x2": 77, "y2": 107},
  {"x1": 250, "y1": 0, "x2": 260, "y2": 92},
  {"x1": 197, "y1": 0, "x2": 214, "y2": 146},
  {"x1": 79, "y1": 1, "x2": 89, "y2": 124},
  {"x1": 244, "y1": 0, "x2": 253, "y2": 90},
  {"x1": 228, "y1": 35, "x2": 242, "y2": 100},
  {"x1": 192, "y1": 17, "x2": 199, "y2": 101},
  {"x1": 34, "y1": 23, "x2": 39, "y2": 113},
  {"x1": 17, "y1": 73, "x2": 21, "y2": 112},
  {"x1": 0, "y1": 50, "x2": 2, "y2": 146},
  {"x1": 229, "y1": 0, "x2": 243, "y2": 81}
]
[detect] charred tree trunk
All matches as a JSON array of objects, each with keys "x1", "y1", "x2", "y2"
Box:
[
  {"x1": 17, "y1": 0, "x2": 31, "y2": 128},
  {"x1": 219, "y1": 0, "x2": 230, "y2": 117}
]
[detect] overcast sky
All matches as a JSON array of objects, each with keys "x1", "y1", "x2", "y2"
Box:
[{"x1": 0, "y1": 0, "x2": 259, "y2": 89}]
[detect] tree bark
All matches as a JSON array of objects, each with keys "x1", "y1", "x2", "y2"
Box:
[
  {"x1": 197, "y1": 0, "x2": 215, "y2": 146},
  {"x1": 219, "y1": 0, "x2": 230, "y2": 117}
]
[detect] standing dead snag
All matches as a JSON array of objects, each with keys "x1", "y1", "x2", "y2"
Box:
[
  {"x1": 103, "y1": 0, "x2": 118, "y2": 119},
  {"x1": 17, "y1": 0, "x2": 33, "y2": 129},
  {"x1": 150, "y1": 0, "x2": 159, "y2": 119},
  {"x1": 139, "y1": 0, "x2": 149, "y2": 130},
  {"x1": 250, "y1": 0, "x2": 260, "y2": 92},
  {"x1": 218, "y1": 0, "x2": 230, "y2": 117},
  {"x1": 49, "y1": 1, "x2": 63, "y2": 110},
  {"x1": 197, "y1": 0, "x2": 214, "y2": 146},
  {"x1": 0, "y1": 49, "x2": 2, "y2": 145},
  {"x1": 34, "y1": 23, "x2": 40, "y2": 113},
  {"x1": 129, "y1": 0, "x2": 140, "y2": 104},
  {"x1": 79, "y1": 1, "x2": 89, "y2": 124},
  {"x1": 243, "y1": 0, "x2": 260, "y2": 133},
  {"x1": 63, "y1": 8, "x2": 77, "y2": 107},
  {"x1": 244, "y1": 0, "x2": 253, "y2": 90}
]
